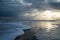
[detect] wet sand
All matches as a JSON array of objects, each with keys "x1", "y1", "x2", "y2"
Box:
[{"x1": 15, "y1": 29, "x2": 38, "y2": 40}]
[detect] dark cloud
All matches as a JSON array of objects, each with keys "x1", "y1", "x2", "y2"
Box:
[
  {"x1": 0, "y1": 0, "x2": 28, "y2": 17},
  {"x1": 0, "y1": 0, "x2": 60, "y2": 20},
  {"x1": 49, "y1": 2, "x2": 60, "y2": 10}
]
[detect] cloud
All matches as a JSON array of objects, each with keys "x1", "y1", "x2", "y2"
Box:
[
  {"x1": 17, "y1": 0, "x2": 32, "y2": 6},
  {"x1": 48, "y1": 0, "x2": 60, "y2": 2},
  {"x1": 49, "y1": 2, "x2": 60, "y2": 10},
  {"x1": 0, "y1": 0, "x2": 60, "y2": 20}
]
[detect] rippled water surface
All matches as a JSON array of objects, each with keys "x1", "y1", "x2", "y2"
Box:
[{"x1": 20, "y1": 20, "x2": 60, "y2": 40}]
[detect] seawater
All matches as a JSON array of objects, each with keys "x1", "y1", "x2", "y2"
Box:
[{"x1": 20, "y1": 20, "x2": 60, "y2": 40}]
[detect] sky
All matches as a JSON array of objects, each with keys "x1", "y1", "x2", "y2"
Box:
[{"x1": 0, "y1": 0, "x2": 60, "y2": 20}]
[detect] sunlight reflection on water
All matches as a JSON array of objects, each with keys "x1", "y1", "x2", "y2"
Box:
[
  {"x1": 36, "y1": 22, "x2": 58, "y2": 32},
  {"x1": 34, "y1": 21, "x2": 60, "y2": 40},
  {"x1": 21, "y1": 21, "x2": 60, "y2": 40}
]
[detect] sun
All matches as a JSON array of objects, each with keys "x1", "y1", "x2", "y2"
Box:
[
  {"x1": 43, "y1": 10, "x2": 52, "y2": 16},
  {"x1": 39, "y1": 10, "x2": 54, "y2": 20},
  {"x1": 39, "y1": 10, "x2": 60, "y2": 20},
  {"x1": 43, "y1": 10, "x2": 52, "y2": 20}
]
